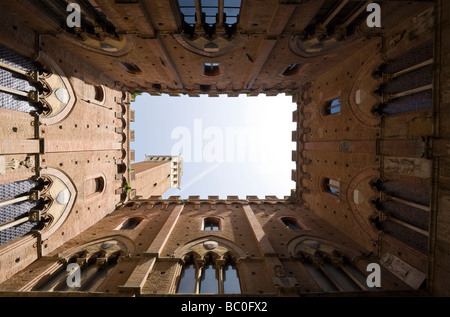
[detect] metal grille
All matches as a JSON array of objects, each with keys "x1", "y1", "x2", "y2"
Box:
[
  {"x1": 0, "y1": 179, "x2": 38, "y2": 246},
  {"x1": 0, "y1": 45, "x2": 37, "y2": 113}
]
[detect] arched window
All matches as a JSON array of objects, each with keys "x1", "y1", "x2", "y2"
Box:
[
  {"x1": 281, "y1": 217, "x2": 302, "y2": 231},
  {"x1": 176, "y1": 252, "x2": 241, "y2": 294},
  {"x1": 116, "y1": 217, "x2": 143, "y2": 230},
  {"x1": 177, "y1": 262, "x2": 197, "y2": 294},
  {"x1": 93, "y1": 85, "x2": 104, "y2": 101},
  {"x1": 203, "y1": 217, "x2": 220, "y2": 231},
  {"x1": 324, "y1": 178, "x2": 340, "y2": 197},
  {"x1": 84, "y1": 176, "x2": 105, "y2": 198},
  {"x1": 282, "y1": 63, "x2": 302, "y2": 76},
  {"x1": 177, "y1": 0, "x2": 242, "y2": 36},
  {"x1": 199, "y1": 256, "x2": 219, "y2": 294},
  {"x1": 324, "y1": 98, "x2": 341, "y2": 115},
  {"x1": 119, "y1": 62, "x2": 142, "y2": 75},
  {"x1": 85, "y1": 84, "x2": 105, "y2": 102},
  {"x1": 223, "y1": 261, "x2": 241, "y2": 294}
]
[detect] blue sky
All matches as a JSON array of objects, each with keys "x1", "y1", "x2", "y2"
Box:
[{"x1": 130, "y1": 93, "x2": 296, "y2": 199}]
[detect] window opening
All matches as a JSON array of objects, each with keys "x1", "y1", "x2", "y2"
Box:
[
  {"x1": 324, "y1": 178, "x2": 340, "y2": 196},
  {"x1": 281, "y1": 217, "x2": 302, "y2": 231},
  {"x1": 325, "y1": 98, "x2": 341, "y2": 115},
  {"x1": 204, "y1": 217, "x2": 220, "y2": 231}
]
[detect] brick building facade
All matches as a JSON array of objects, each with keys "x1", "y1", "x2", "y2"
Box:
[{"x1": 0, "y1": 0, "x2": 448, "y2": 297}]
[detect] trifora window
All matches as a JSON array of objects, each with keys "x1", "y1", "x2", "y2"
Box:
[
  {"x1": 177, "y1": 0, "x2": 242, "y2": 38},
  {"x1": 176, "y1": 252, "x2": 241, "y2": 294}
]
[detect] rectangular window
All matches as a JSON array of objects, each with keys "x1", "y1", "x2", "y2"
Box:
[
  {"x1": 204, "y1": 218, "x2": 220, "y2": 231},
  {"x1": 203, "y1": 63, "x2": 220, "y2": 76}
]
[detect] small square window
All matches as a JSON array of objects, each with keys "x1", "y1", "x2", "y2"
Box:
[
  {"x1": 204, "y1": 218, "x2": 220, "y2": 231},
  {"x1": 203, "y1": 63, "x2": 220, "y2": 76}
]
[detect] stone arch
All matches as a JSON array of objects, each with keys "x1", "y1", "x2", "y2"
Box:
[
  {"x1": 28, "y1": 236, "x2": 131, "y2": 292},
  {"x1": 347, "y1": 51, "x2": 383, "y2": 127},
  {"x1": 346, "y1": 167, "x2": 380, "y2": 241},
  {"x1": 172, "y1": 33, "x2": 248, "y2": 58},
  {"x1": 285, "y1": 235, "x2": 361, "y2": 261},
  {"x1": 37, "y1": 52, "x2": 77, "y2": 126},
  {"x1": 174, "y1": 235, "x2": 247, "y2": 260},
  {"x1": 55, "y1": 33, "x2": 134, "y2": 57},
  {"x1": 38, "y1": 168, "x2": 77, "y2": 243},
  {"x1": 58, "y1": 235, "x2": 134, "y2": 260}
]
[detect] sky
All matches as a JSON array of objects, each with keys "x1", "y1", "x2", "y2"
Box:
[{"x1": 130, "y1": 92, "x2": 297, "y2": 200}]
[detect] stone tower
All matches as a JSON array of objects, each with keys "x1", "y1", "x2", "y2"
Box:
[{"x1": 129, "y1": 155, "x2": 183, "y2": 199}]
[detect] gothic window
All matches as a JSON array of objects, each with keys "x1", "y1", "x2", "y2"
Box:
[
  {"x1": 199, "y1": 261, "x2": 219, "y2": 293},
  {"x1": 324, "y1": 98, "x2": 341, "y2": 115},
  {"x1": 281, "y1": 217, "x2": 302, "y2": 231},
  {"x1": 203, "y1": 63, "x2": 220, "y2": 76},
  {"x1": 223, "y1": 262, "x2": 241, "y2": 294},
  {"x1": 202, "y1": 0, "x2": 219, "y2": 27},
  {"x1": 223, "y1": 0, "x2": 241, "y2": 26},
  {"x1": 296, "y1": 240, "x2": 369, "y2": 292},
  {"x1": 176, "y1": 252, "x2": 241, "y2": 294},
  {"x1": 324, "y1": 178, "x2": 340, "y2": 197},
  {"x1": 0, "y1": 179, "x2": 40, "y2": 246},
  {"x1": 203, "y1": 217, "x2": 220, "y2": 231},
  {"x1": 177, "y1": 0, "x2": 241, "y2": 37},
  {"x1": 33, "y1": 250, "x2": 122, "y2": 292},
  {"x1": 177, "y1": 263, "x2": 197, "y2": 293},
  {"x1": 369, "y1": 178, "x2": 430, "y2": 254}
]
